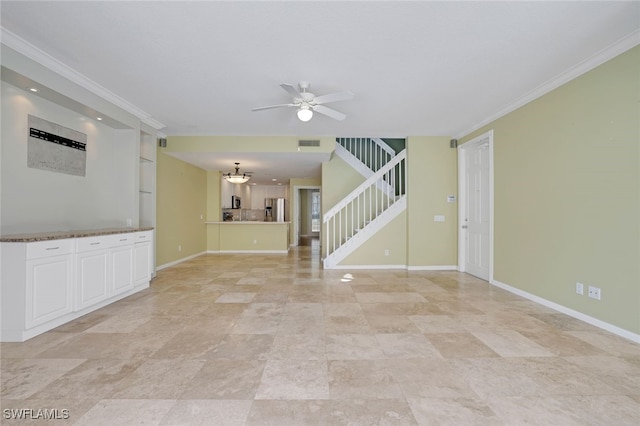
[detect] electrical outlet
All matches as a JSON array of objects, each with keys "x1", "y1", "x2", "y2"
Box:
[
  {"x1": 384, "y1": 249, "x2": 390, "y2": 256},
  {"x1": 253, "y1": 240, "x2": 257, "y2": 245},
  {"x1": 178, "y1": 245, "x2": 182, "y2": 252},
  {"x1": 588, "y1": 286, "x2": 601, "y2": 300},
  {"x1": 576, "y1": 282, "x2": 584, "y2": 295}
]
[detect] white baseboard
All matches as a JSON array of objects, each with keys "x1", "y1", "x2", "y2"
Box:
[
  {"x1": 208, "y1": 250, "x2": 289, "y2": 254},
  {"x1": 407, "y1": 265, "x2": 458, "y2": 271},
  {"x1": 491, "y1": 279, "x2": 640, "y2": 344},
  {"x1": 330, "y1": 264, "x2": 407, "y2": 270},
  {"x1": 156, "y1": 251, "x2": 206, "y2": 270},
  {"x1": 327, "y1": 264, "x2": 458, "y2": 271}
]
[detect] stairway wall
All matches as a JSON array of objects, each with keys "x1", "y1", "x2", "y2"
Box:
[
  {"x1": 322, "y1": 137, "x2": 457, "y2": 269},
  {"x1": 321, "y1": 153, "x2": 366, "y2": 214},
  {"x1": 339, "y1": 212, "x2": 407, "y2": 266}
]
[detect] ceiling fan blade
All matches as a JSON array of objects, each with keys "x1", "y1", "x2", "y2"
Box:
[
  {"x1": 313, "y1": 90, "x2": 355, "y2": 105},
  {"x1": 251, "y1": 103, "x2": 296, "y2": 111},
  {"x1": 280, "y1": 83, "x2": 302, "y2": 99},
  {"x1": 313, "y1": 104, "x2": 346, "y2": 121}
]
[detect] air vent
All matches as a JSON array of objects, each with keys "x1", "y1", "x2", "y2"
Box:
[{"x1": 298, "y1": 139, "x2": 320, "y2": 147}]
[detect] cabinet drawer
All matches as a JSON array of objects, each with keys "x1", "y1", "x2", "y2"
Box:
[
  {"x1": 26, "y1": 239, "x2": 74, "y2": 259},
  {"x1": 108, "y1": 233, "x2": 135, "y2": 247},
  {"x1": 76, "y1": 236, "x2": 109, "y2": 253},
  {"x1": 135, "y1": 231, "x2": 153, "y2": 243}
]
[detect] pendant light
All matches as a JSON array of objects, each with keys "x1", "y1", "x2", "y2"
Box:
[{"x1": 223, "y1": 162, "x2": 250, "y2": 184}]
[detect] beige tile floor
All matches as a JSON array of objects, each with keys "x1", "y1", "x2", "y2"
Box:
[{"x1": 2, "y1": 244, "x2": 639, "y2": 425}]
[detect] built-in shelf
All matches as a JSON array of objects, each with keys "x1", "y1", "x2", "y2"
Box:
[{"x1": 139, "y1": 130, "x2": 156, "y2": 233}]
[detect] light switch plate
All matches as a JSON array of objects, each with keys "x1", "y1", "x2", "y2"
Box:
[{"x1": 434, "y1": 215, "x2": 445, "y2": 222}]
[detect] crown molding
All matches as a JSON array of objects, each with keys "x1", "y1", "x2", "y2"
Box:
[
  {"x1": 455, "y1": 29, "x2": 640, "y2": 140},
  {"x1": 1, "y1": 27, "x2": 165, "y2": 130}
]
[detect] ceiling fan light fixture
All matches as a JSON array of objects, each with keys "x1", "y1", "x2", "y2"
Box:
[
  {"x1": 223, "y1": 162, "x2": 251, "y2": 184},
  {"x1": 297, "y1": 106, "x2": 313, "y2": 122}
]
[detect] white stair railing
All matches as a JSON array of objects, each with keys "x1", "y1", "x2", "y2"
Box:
[
  {"x1": 324, "y1": 150, "x2": 406, "y2": 262},
  {"x1": 336, "y1": 138, "x2": 395, "y2": 173}
]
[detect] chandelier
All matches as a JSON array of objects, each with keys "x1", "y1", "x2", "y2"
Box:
[{"x1": 223, "y1": 162, "x2": 250, "y2": 184}]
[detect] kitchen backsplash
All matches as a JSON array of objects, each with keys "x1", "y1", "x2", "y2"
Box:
[{"x1": 221, "y1": 208, "x2": 265, "y2": 221}]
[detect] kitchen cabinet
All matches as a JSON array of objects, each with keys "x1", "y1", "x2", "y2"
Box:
[
  {"x1": 250, "y1": 186, "x2": 266, "y2": 209},
  {"x1": 221, "y1": 177, "x2": 252, "y2": 209},
  {"x1": 76, "y1": 236, "x2": 110, "y2": 310},
  {"x1": 25, "y1": 241, "x2": 74, "y2": 329},
  {"x1": 133, "y1": 231, "x2": 153, "y2": 286},
  {"x1": 221, "y1": 178, "x2": 233, "y2": 208},
  {"x1": 1, "y1": 228, "x2": 154, "y2": 342},
  {"x1": 1, "y1": 239, "x2": 74, "y2": 338},
  {"x1": 250, "y1": 185, "x2": 288, "y2": 208},
  {"x1": 109, "y1": 234, "x2": 134, "y2": 296},
  {"x1": 240, "y1": 184, "x2": 252, "y2": 209}
]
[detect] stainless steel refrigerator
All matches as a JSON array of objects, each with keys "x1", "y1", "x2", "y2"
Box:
[{"x1": 265, "y1": 198, "x2": 285, "y2": 222}]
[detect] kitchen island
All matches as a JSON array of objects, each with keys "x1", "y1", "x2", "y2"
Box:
[{"x1": 205, "y1": 221, "x2": 290, "y2": 253}]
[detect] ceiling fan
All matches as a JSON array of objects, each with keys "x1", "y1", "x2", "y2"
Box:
[{"x1": 252, "y1": 82, "x2": 354, "y2": 121}]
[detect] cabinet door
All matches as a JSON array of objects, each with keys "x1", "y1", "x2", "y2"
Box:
[
  {"x1": 251, "y1": 186, "x2": 266, "y2": 208},
  {"x1": 221, "y1": 178, "x2": 233, "y2": 208},
  {"x1": 26, "y1": 255, "x2": 73, "y2": 329},
  {"x1": 110, "y1": 245, "x2": 133, "y2": 296},
  {"x1": 76, "y1": 249, "x2": 109, "y2": 310},
  {"x1": 133, "y1": 242, "x2": 152, "y2": 286}
]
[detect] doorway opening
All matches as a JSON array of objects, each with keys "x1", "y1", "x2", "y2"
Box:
[{"x1": 292, "y1": 186, "x2": 321, "y2": 249}]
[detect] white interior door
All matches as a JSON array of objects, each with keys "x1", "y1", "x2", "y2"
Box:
[{"x1": 459, "y1": 131, "x2": 493, "y2": 281}]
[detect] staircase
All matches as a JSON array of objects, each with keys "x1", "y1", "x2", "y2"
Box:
[{"x1": 323, "y1": 138, "x2": 406, "y2": 268}]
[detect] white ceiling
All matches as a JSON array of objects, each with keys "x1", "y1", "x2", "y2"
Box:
[{"x1": 2, "y1": 1, "x2": 639, "y2": 183}]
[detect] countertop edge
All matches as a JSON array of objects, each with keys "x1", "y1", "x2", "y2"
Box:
[{"x1": 0, "y1": 227, "x2": 154, "y2": 243}]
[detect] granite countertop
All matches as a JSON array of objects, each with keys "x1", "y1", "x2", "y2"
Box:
[{"x1": 0, "y1": 227, "x2": 154, "y2": 243}]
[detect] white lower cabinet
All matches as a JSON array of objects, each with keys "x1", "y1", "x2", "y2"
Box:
[
  {"x1": 76, "y1": 247, "x2": 109, "y2": 310},
  {"x1": 26, "y1": 252, "x2": 74, "y2": 329},
  {"x1": 1, "y1": 238, "x2": 75, "y2": 338},
  {"x1": 1, "y1": 230, "x2": 153, "y2": 342},
  {"x1": 133, "y1": 231, "x2": 152, "y2": 286},
  {"x1": 109, "y1": 234, "x2": 134, "y2": 296}
]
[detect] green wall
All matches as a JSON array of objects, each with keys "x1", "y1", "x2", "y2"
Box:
[
  {"x1": 460, "y1": 46, "x2": 640, "y2": 334},
  {"x1": 341, "y1": 213, "x2": 407, "y2": 265},
  {"x1": 165, "y1": 135, "x2": 335, "y2": 154},
  {"x1": 321, "y1": 153, "x2": 366, "y2": 212},
  {"x1": 206, "y1": 170, "x2": 221, "y2": 251},
  {"x1": 406, "y1": 136, "x2": 458, "y2": 268},
  {"x1": 156, "y1": 146, "x2": 207, "y2": 267}
]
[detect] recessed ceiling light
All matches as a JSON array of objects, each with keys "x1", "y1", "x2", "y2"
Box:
[
  {"x1": 29, "y1": 87, "x2": 38, "y2": 92},
  {"x1": 272, "y1": 178, "x2": 277, "y2": 181},
  {"x1": 277, "y1": 183, "x2": 282, "y2": 186},
  {"x1": 96, "y1": 117, "x2": 103, "y2": 121}
]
